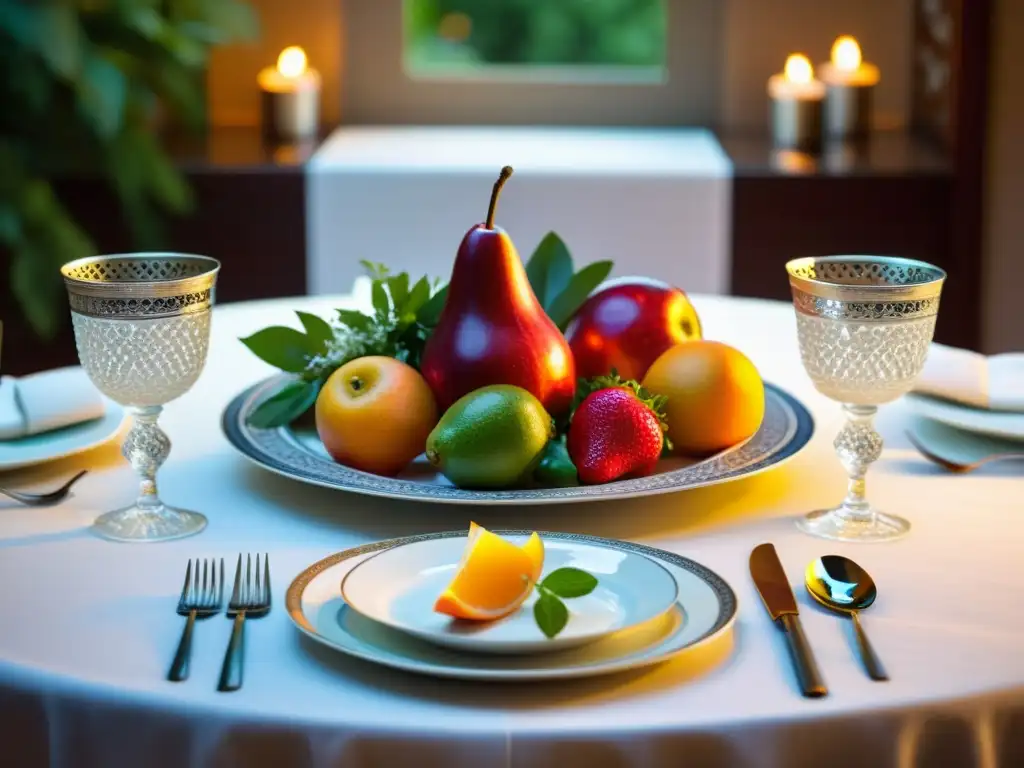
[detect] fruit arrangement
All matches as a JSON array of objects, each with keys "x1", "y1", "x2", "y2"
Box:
[{"x1": 242, "y1": 166, "x2": 766, "y2": 489}]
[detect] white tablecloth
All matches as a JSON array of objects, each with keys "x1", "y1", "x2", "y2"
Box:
[{"x1": 1, "y1": 294, "x2": 1022, "y2": 768}]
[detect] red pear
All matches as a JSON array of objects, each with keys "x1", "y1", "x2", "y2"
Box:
[{"x1": 420, "y1": 167, "x2": 576, "y2": 416}]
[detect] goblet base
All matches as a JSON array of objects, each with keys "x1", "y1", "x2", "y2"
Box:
[
  {"x1": 92, "y1": 504, "x2": 207, "y2": 543},
  {"x1": 796, "y1": 507, "x2": 910, "y2": 542}
]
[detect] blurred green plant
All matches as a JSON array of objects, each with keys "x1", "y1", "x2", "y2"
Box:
[
  {"x1": 405, "y1": 0, "x2": 665, "y2": 69},
  {"x1": 0, "y1": 0, "x2": 258, "y2": 338}
]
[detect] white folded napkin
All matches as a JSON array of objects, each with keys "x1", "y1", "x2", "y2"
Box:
[
  {"x1": 0, "y1": 367, "x2": 106, "y2": 440},
  {"x1": 915, "y1": 343, "x2": 1024, "y2": 412}
]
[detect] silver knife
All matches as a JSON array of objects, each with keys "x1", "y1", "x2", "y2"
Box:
[{"x1": 749, "y1": 542, "x2": 827, "y2": 698}]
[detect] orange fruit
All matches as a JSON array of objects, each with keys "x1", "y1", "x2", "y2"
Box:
[
  {"x1": 434, "y1": 522, "x2": 545, "y2": 621},
  {"x1": 642, "y1": 340, "x2": 765, "y2": 456},
  {"x1": 315, "y1": 356, "x2": 439, "y2": 476}
]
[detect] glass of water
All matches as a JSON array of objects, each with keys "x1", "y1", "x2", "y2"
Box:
[
  {"x1": 786, "y1": 255, "x2": 946, "y2": 542},
  {"x1": 62, "y1": 253, "x2": 220, "y2": 542}
]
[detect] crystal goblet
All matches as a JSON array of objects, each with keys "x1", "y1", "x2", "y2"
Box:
[
  {"x1": 61, "y1": 253, "x2": 220, "y2": 542},
  {"x1": 786, "y1": 255, "x2": 946, "y2": 542}
]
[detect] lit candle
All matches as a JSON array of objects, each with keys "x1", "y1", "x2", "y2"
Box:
[
  {"x1": 767, "y1": 54, "x2": 826, "y2": 152},
  {"x1": 258, "y1": 46, "x2": 321, "y2": 142},
  {"x1": 819, "y1": 36, "x2": 880, "y2": 141}
]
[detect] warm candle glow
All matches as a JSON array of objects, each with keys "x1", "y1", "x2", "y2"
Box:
[
  {"x1": 784, "y1": 54, "x2": 814, "y2": 84},
  {"x1": 277, "y1": 46, "x2": 308, "y2": 78},
  {"x1": 831, "y1": 36, "x2": 862, "y2": 72}
]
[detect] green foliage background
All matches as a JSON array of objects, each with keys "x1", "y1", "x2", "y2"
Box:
[
  {"x1": 0, "y1": 0, "x2": 258, "y2": 338},
  {"x1": 406, "y1": 0, "x2": 665, "y2": 68}
]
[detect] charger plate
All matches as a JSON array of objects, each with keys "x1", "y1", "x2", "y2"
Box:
[
  {"x1": 286, "y1": 531, "x2": 738, "y2": 682},
  {"x1": 223, "y1": 376, "x2": 813, "y2": 505}
]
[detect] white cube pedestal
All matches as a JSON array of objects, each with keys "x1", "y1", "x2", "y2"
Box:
[{"x1": 307, "y1": 126, "x2": 733, "y2": 295}]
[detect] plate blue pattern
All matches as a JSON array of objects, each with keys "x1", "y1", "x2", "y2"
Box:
[{"x1": 222, "y1": 376, "x2": 814, "y2": 504}]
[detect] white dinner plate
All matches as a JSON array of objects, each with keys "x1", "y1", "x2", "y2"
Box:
[
  {"x1": 0, "y1": 400, "x2": 127, "y2": 472},
  {"x1": 340, "y1": 536, "x2": 680, "y2": 654},
  {"x1": 286, "y1": 531, "x2": 738, "y2": 682},
  {"x1": 904, "y1": 392, "x2": 1024, "y2": 442}
]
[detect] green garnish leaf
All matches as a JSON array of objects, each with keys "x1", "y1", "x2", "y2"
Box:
[
  {"x1": 405, "y1": 276, "x2": 432, "y2": 317},
  {"x1": 419, "y1": 284, "x2": 448, "y2": 326},
  {"x1": 360, "y1": 260, "x2": 389, "y2": 280},
  {"x1": 246, "y1": 378, "x2": 322, "y2": 428},
  {"x1": 336, "y1": 309, "x2": 374, "y2": 333},
  {"x1": 387, "y1": 273, "x2": 410, "y2": 311},
  {"x1": 371, "y1": 280, "x2": 390, "y2": 319},
  {"x1": 541, "y1": 567, "x2": 598, "y2": 598},
  {"x1": 295, "y1": 311, "x2": 334, "y2": 356},
  {"x1": 534, "y1": 591, "x2": 569, "y2": 639},
  {"x1": 546, "y1": 260, "x2": 614, "y2": 330},
  {"x1": 240, "y1": 326, "x2": 314, "y2": 373},
  {"x1": 526, "y1": 231, "x2": 574, "y2": 307}
]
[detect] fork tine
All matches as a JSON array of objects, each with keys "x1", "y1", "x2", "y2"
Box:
[
  {"x1": 245, "y1": 553, "x2": 252, "y2": 605},
  {"x1": 193, "y1": 555, "x2": 200, "y2": 597},
  {"x1": 178, "y1": 559, "x2": 193, "y2": 606},
  {"x1": 229, "y1": 554, "x2": 242, "y2": 607},
  {"x1": 202, "y1": 559, "x2": 209, "y2": 602},
  {"x1": 264, "y1": 554, "x2": 271, "y2": 606},
  {"x1": 204, "y1": 558, "x2": 215, "y2": 607},
  {"x1": 255, "y1": 553, "x2": 261, "y2": 599},
  {"x1": 219, "y1": 558, "x2": 225, "y2": 608}
]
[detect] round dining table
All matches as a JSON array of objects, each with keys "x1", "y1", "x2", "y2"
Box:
[{"x1": 0, "y1": 291, "x2": 1021, "y2": 768}]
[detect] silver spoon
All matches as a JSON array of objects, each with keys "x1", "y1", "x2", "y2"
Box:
[
  {"x1": 0, "y1": 470, "x2": 89, "y2": 506},
  {"x1": 805, "y1": 555, "x2": 888, "y2": 681},
  {"x1": 906, "y1": 430, "x2": 1024, "y2": 473}
]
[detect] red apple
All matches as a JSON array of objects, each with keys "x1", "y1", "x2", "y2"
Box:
[{"x1": 564, "y1": 279, "x2": 702, "y2": 381}]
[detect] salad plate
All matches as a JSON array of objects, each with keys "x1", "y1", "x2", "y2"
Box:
[
  {"x1": 286, "y1": 531, "x2": 738, "y2": 682},
  {"x1": 340, "y1": 535, "x2": 680, "y2": 654},
  {"x1": 904, "y1": 392, "x2": 1024, "y2": 442},
  {"x1": 0, "y1": 400, "x2": 126, "y2": 472},
  {"x1": 223, "y1": 377, "x2": 813, "y2": 505}
]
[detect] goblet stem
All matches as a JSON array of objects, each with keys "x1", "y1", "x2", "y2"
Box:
[
  {"x1": 797, "y1": 402, "x2": 909, "y2": 541},
  {"x1": 834, "y1": 404, "x2": 882, "y2": 524},
  {"x1": 123, "y1": 405, "x2": 171, "y2": 512},
  {"x1": 89, "y1": 405, "x2": 207, "y2": 543}
]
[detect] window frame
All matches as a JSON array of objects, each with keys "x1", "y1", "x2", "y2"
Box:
[{"x1": 340, "y1": 0, "x2": 724, "y2": 127}]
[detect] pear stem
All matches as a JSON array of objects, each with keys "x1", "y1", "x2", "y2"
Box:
[{"x1": 485, "y1": 166, "x2": 514, "y2": 229}]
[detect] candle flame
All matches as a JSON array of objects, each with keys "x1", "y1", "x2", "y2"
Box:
[
  {"x1": 783, "y1": 54, "x2": 814, "y2": 85},
  {"x1": 831, "y1": 36, "x2": 862, "y2": 72},
  {"x1": 277, "y1": 46, "x2": 308, "y2": 78}
]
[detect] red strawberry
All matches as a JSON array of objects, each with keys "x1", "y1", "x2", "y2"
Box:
[{"x1": 567, "y1": 375, "x2": 669, "y2": 485}]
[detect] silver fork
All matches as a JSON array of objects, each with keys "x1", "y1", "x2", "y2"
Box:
[
  {"x1": 167, "y1": 558, "x2": 224, "y2": 682},
  {"x1": 217, "y1": 553, "x2": 271, "y2": 692}
]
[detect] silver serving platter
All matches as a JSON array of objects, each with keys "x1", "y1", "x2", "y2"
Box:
[{"x1": 222, "y1": 376, "x2": 814, "y2": 505}]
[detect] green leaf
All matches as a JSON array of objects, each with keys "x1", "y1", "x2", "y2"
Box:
[
  {"x1": 541, "y1": 568, "x2": 598, "y2": 598},
  {"x1": 387, "y1": 273, "x2": 410, "y2": 313},
  {"x1": 240, "y1": 327, "x2": 314, "y2": 372},
  {"x1": 246, "y1": 379, "x2": 322, "y2": 428},
  {"x1": 296, "y1": 311, "x2": 334, "y2": 355},
  {"x1": 419, "y1": 284, "x2": 448, "y2": 326},
  {"x1": 0, "y1": 205, "x2": 20, "y2": 245},
  {"x1": 371, "y1": 280, "x2": 391, "y2": 319},
  {"x1": 361, "y1": 260, "x2": 389, "y2": 280},
  {"x1": 0, "y1": 4, "x2": 82, "y2": 79},
  {"x1": 546, "y1": 261, "x2": 614, "y2": 330},
  {"x1": 526, "y1": 232, "x2": 574, "y2": 308},
  {"x1": 534, "y1": 592, "x2": 569, "y2": 639},
  {"x1": 77, "y1": 53, "x2": 127, "y2": 138},
  {"x1": 405, "y1": 276, "x2": 432, "y2": 317},
  {"x1": 337, "y1": 309, "x2": 374, "y2": 333}
]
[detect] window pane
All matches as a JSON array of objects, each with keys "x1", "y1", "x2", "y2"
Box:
[{"x1": 404, "y1": 0, "x2": 666, "y2": 75}]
